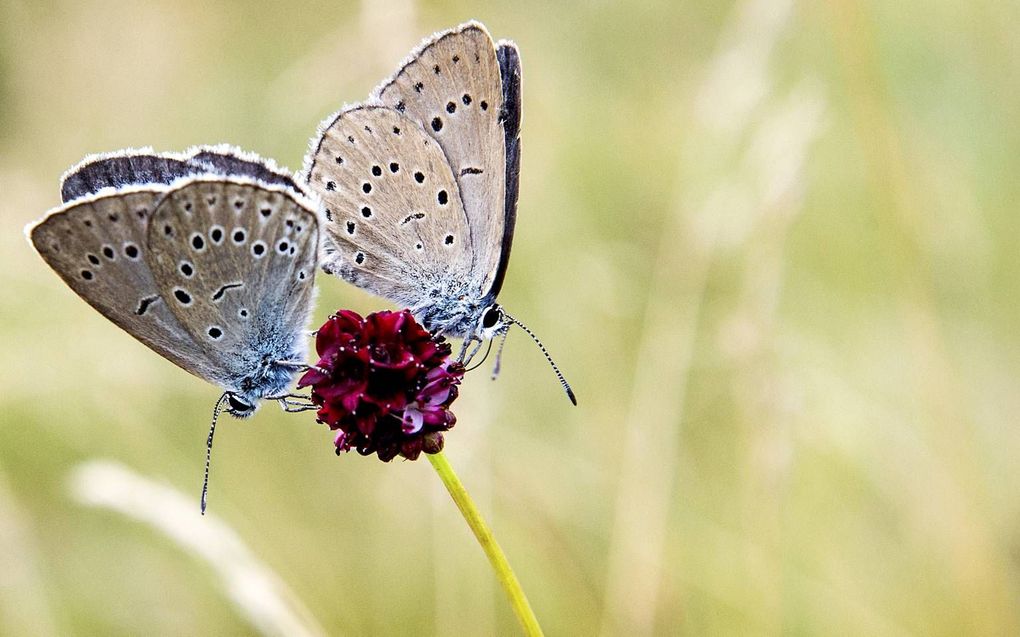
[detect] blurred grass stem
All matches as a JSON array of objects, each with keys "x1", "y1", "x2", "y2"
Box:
[
  {"x1": 69, "y1": 460, "x2": 327, "y2": 637},
  {"x1": 427, "y1": 451, "x2": 543, "y2": 637}
]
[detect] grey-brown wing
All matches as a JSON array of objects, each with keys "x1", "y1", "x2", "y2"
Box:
[
  {"x1": 372, "y1": 21, "x2": 509, "y2": 297},
  {"x1": 145, "y1": 179, "x2": 319, "y2": 386},
  {"x1": 305, "y1": 105, "x2": 472, "y2": 306},
  {"x1": 28, "y1": 189, "x2": 218, "y2": 381}
]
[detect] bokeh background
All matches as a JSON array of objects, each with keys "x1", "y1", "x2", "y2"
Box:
[{"x1": 2, "y1": 0, "x2": 1019, "y2": 634}]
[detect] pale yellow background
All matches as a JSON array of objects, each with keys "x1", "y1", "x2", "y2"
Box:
[{"x1": 2, "y1": 0, "x2": 1019, "y2": 635}]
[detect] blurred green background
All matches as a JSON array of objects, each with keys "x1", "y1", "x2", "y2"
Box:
[{"x1": 3, "y1": 0, "x2": 1020, "y2": 634}]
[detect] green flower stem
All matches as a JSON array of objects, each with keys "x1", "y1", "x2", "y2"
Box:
[{"x1": 428, "y1": 450, "x2": 544, "y2": 637}]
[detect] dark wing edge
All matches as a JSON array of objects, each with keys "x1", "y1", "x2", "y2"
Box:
[
  {"x1": 485, "y1": 40, "x2": 522, "y2": 303},
  {"x1": 60, "y1": 147, "x2": 193, "y2": 203},
  {"x1": 189, "y1": 147, "x2": 310, "y2": 198},
  {"x1": 61, "y1": 145, "x2": 307, "y2": 204}
]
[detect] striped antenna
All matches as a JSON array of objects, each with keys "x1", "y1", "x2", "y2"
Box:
[
  {"x1": 201, "y1": 392, "x2": 229, "y2": 515},
  {"x1": 503, "y1": 311, "x2": 577, "y2": 406}
]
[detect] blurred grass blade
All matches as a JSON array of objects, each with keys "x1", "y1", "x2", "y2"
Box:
[
  {"x1": 600, "y1": 0, "x2": 802, "y2": 633},
  {"x1": 68, "y1": 460, "x2": 329, "y2": 637}
]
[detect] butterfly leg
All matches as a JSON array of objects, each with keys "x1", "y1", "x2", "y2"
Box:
[
  {"x1": 491, "y1": 327, "x2": 511, "y2": 380},
  {"x1": 276, "y1": 392, "x2": 313, "y2": 400},
  {"x1": 271, "y1": 393, "x2": 318, "y2": 413},
  {"x1": 460, "y1": 333, "x2": 487, "y2": 365},
  {"x1": 280, "y1": 402, "x2": 318, "y2": 413},
  {"x1": 275, "y1": 360, "x2": 328, "y2": 374}
]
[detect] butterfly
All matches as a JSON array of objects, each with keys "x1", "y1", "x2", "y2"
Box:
[
  {"x1": 29, "y1": 146, "x2": 323, "y2": 510},
  {"x1": 302, "y1": 21, "x2": 575, "y2": 403}
]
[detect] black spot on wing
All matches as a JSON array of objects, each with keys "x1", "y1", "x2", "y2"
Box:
[
  {"x1": 211, "y1": 282, "x2": 244, "y2": 301},
  {"x1": 135, "y1": 295, "x2": 160, "y2": 316}
]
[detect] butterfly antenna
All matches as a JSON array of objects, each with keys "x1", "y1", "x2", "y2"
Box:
[
  {"x1": 503, "y1": 312, "x2": 577, "y2": 405},
  {"x1": 201, "y1": 393, "x2": 229, "y2": 515},
  {"x1": 491, "y1": 327, "x2": 511, "y2": 380},
  {"x1": 465, "y1": 338, "x2": 495, "y2": 372}
]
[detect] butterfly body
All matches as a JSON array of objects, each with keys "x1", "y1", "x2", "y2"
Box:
[
  {"x1": 305, "y1": 22, "x2": 521, "y2": 348},
  {"x1": 324, "y1": 248, "x2": 498, "y2": 341},
  {"x1": 29, "y1": 146, "x2": 320, "y2": 416},
  {"x1": 307, "y1": 21, "x2": 574, "y2": 400}
]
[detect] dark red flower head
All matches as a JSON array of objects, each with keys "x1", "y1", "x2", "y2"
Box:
[{"x1": 298, "y1": 309, "x2": 464, "y2": 461}]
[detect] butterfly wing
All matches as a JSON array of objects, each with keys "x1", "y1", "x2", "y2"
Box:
[
  {"x1": 28, "y1": 188, "x2": 219, "y2": 381},
  {"x1": 371, "y1": 21, "x2": 513, "y2": 299},
  {"x1": 305, "y1": 105, "x2": 473, "y2": 308},
  {"x1": 145, "y1": 178, "x2": 319, "y2": 393}
]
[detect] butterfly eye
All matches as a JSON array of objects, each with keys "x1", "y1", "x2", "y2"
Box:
[
  {"x1": 482, "y1": 306, "x2": 502, "y2": 329},
  {"x1": 226, "y1": 393, "x2": 254, "y2": 416}
]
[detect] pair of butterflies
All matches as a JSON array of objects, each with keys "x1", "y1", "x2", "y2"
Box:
[{"x1": 29, "y1": 22, "x2": 573, "y2": 421}]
